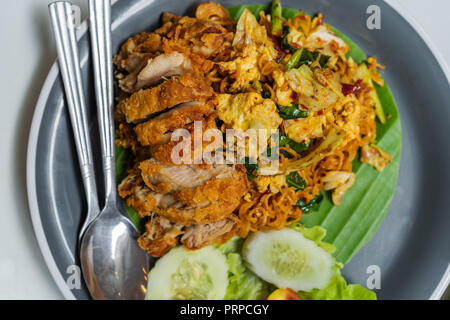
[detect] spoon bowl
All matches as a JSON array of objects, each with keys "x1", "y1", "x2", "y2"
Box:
[{"x1": 80, "y1": 202, "x2": 150, "y2": 299}]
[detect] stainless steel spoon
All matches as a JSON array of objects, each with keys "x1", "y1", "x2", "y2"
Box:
[
  {"x1": 49, "y1": 1, "x2": 100, "y2": 240},
  {"x1": 79, "y1": 0, "x2": 149, "y2": 300}
]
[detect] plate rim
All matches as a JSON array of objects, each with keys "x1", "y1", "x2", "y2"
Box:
[{"x1": 26, "y1": 0, "x2": 450, "y2": 300}]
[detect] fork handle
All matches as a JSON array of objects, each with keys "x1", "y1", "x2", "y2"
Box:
[
  {"x1": 49, "y1": 1, "x2": 100, "y2": 237},
  {"x1": 89, "y1": 0, "x2": 117, "y2": 205}
]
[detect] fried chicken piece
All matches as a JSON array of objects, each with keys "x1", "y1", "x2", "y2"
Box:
[
  {"x1": 137, "y1": 158, "x2": 248, "y2": 225},
  {"x1": 118, "y1": 51, "x2": 214, "y2": 93},
  {"x1": 360, "y1": 144, "x2": 392, "y2": 171},
  {"x1": 156, "y1": 13, "x2": 233, "y2": 59},
  {"x1": 118, "y1": 73, "x2": 213, "y2": 123},
  {"x1": 139, "y1": 159, "x2": 237, "y2": 194},
  {"x1": 138, "y1": 214, "x2": 238, "y2": 257},
  {"x1": 181, "y1": 216, "x2": 238, "y2": 250},
  {"x1": 118, "y1": 170, "x2": 178, "y2": 217},
  {"x1": 159, "y1": 176, "x2": 247, "y2": 225},
  {"x1": 113, "y1": 33, "x2": 162, "y2": 72},
  {"x1": 134, "y1": 100, "x2": 215, "y2": 147},
  {"x1": 138, "y1": 215, "x2": 184, "y2": 257}
]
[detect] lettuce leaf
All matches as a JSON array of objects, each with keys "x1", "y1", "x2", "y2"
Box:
[
  {"x1": 298, "y1": 264, "x2": 376, "y2": 300},
  {"x1": 217, "y1": 237, "x2": 272, "y2": 300},
  {"x1": 290, "y1": 223, "x2": 376, "y2": 300}
]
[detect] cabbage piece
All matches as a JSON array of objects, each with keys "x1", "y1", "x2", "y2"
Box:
[
  {"x1": 284, "y1": 128, "x2": 346, "y2": 172},
  {"x1": 285, "y1": 65, "x2": 343, "y2": 111}
]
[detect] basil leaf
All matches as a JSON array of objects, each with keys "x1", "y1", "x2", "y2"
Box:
[
  {"x1": 262, "y1": 90, "x2": 271, "y2": 99},
  {"x1": 287, "y1": 172, "x2": 306, "y2": 190},
  {"x1": 297, "y1": 194, "x2": 324, "y2": 213},
  {"x1": 277, "y1": 103, "x2": 309, "y2": 120},
  {"x1": 279, "y1": 135, "x2": 309, "y2": 155},
  {"x1": 243, "y1": 157, "x2": 259, "y2": 179},
  {"x1": 298, "y1": 49, "x2": 320, "y2": 67},
  {"x1": 319, "y1": 54, "x2": 331, "y2": 68},
  {"x1": 281, "y1": 33, "x2": 296, "y2": 52}
]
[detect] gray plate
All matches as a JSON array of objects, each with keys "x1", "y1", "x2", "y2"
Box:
[{"x1": 27, "y1": 0, "x2": 450, "y2": 300}]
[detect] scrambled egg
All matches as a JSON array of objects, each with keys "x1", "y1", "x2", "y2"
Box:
[
  {"x1": 283, "y1": 115, "x2": 326, "y2": 144},
  {"x1": 253, "y1": 175, "x2": 287, "y2": 194},
  {"x1": 217, "y1": 92, "x2": 282, "y2": 133},
  {"x1": 272, "y1": 69, "x2": 296, "y2": 107},
  {"x1": 217, "y1": 93, "x2": 282, "y2": 159},
  {"x1": 218, "y1": 45, "x2": 260, "y2": 92}
]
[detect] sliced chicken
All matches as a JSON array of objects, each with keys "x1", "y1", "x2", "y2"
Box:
[
  {"x1": 148, "y1": 114, "x2": 221, "y2": 166},
  {"x1": 154, "y1": 174, "x2": 248, "y2": 225},
  {"x1": 118, "y1": 73, "x2": 213, "y2": 123},
  {"x1": 181, "y1": 217, "x2": 238, "y2": 249},
  {"x1": 136, "y1": 159, "x2": 248, "y2": 225},
  {"x1": 138, "y1": 214, "x2": 238, "y2": 257},
  {"x1": 139, "y1": 159, "x2": 238, "y2": 194},
  {"x1": 138, "y1": 215, "x2": 184, "y2": 257},
  {"x1": 134, "y1": 100, "x2": 215, "y2": 147},
  {"x1": 119, "y1": 51, "x2": 214, "y2": 92},
  {"x1": 113, "y1": 33, "x2": 162, "y2": 72},
  {"x1": 118, "y1": 52, "x2": 192, "y2": 93}
]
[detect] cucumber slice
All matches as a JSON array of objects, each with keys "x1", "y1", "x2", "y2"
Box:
[
  {"x1": 145, "y1": 246, "x2": 228, "y2": 300},
  {"x1": 242, "y1": 229, "x2": 334, "y2": 292}
]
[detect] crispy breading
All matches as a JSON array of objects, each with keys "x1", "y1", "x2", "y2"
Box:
[
  {"x1": 154, "y1": 170, "x2": 248, "y2": 225},
  {"x1": 134, "y1": 101, "x2": 215, "y2": 146},
  {"x1": 155, "y1": 13, "x2": 234, "y2": 59},
  {"x1": 118, "y1": 73, "x2": 213, "y2": 123},
  {"x1": 138, "y1": 215, "x2": 184, "y2": 257},
  {"x1": 113, "y1": 33, "x2": 162, "y2": 72},
  {"x1": 148, "y1": 116, "x2": 221, "y2": 166}
]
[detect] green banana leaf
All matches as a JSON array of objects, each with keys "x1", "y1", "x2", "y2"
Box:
[{"x1": 228, "y1": 4, "x2": 401, "y2": 264}]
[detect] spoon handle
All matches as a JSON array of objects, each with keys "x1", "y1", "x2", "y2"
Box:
[
  {"x1": 89, "y1": 0, "x2": 117, "y2": 205},
  {"x1": 49, "y1": 1, "x2": 100, "y2": 238}
]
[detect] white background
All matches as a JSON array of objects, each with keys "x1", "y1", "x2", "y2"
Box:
[{"x1": 0, "y1": 0, "x2": 448, "y2": 299}]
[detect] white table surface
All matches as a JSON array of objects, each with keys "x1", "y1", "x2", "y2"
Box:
[{"x1": 0, "y1": 0, "x2": 448, "y2": 300}]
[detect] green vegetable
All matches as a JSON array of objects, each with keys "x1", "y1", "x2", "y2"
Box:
[
  {"x1": 279, "y1": 135, "x2": 309, "y2": 155},
  {"x1": 284, "y1": 127, "x2": 345, "y2": 172},
  {"x1": 115, "y1": 145, "x2": 129, "y2": 183},
  {"x1": 353, "y1": 63, "x2": 386, "y2": 124},
  {"x1": 115, "y1": 145, "x2": 145, "y2": 232},
  {"x1": 217, "y1": 238, "x2": 271, "y2": 300},
  {"x1": 243, "y1": 157, "x2": 259, "y2": 179},
  {"x1": 270, "y1": 0, "x2": 283, "y2": 36},
  {"x1": 277, "y1": 102, "x2": 309, "y2": 120},
  {"x1": 242, "y1": 228, "x2": 335, "y2": 291},
  {"x1": 319, "y1": 54, "x2": 331, "y2": 68},
  {"x1": 286, "y1": 172, "x2": 306, "y2": 191},
  {"x1": 262, "y1": 90, "x2": 271, "y2": 99},
  {"x1": 285, "y1": 49, "x2": 302, "y2": 69},
  {"x1": 298, "y1": 49, "x2": 319, "y2": 67},
  {"x1": 145, "y1": 246, "x2": 229, "y2": 300},
  {"x1": 285, "y1": 48, "x2": 331, "y2": 69},
  {"x1": 124, "y1": 202, "x2": 145, "y2": 233},
  {"x1": 296, "y1": 194, "x2": 323, "y2": 213},
  {"x1": 281, "y1": 33, "x2": 296, "y2": 51}
]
